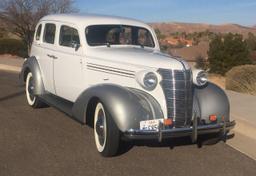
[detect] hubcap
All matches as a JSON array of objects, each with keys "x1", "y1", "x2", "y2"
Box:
[
  {"x1": 96, "y1": 110, "x2": 105, "y2": 146},
  {"x1": 26, "y1": 73, "x2": 36, "y2": 106},
  {"x1": 28, "y1": 77, "x2": 35, "y2": 100}
]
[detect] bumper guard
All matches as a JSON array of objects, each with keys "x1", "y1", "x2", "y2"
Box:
[{"x1": 124, "y1": 118, "x2": 236, "y2": 142}]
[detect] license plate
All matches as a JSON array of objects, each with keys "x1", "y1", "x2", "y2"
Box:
[{"x1": 140, "y1": 119, "x2": 160, "y2": 131}]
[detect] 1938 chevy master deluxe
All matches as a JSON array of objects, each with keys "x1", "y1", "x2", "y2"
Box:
[{"x1": 20, "y1": 14, "x2": 235, "y2": 157}]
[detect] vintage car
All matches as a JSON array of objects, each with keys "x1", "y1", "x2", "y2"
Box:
[{"x1": 20, "y1": 14, "x2": 235, "y2": 157}]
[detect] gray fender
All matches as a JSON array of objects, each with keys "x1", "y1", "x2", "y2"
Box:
[
  {"x1": 19, "y1": 56, "x2": 45, "y2": 95},
  {"x1": 72, "y1": 84, "x2": 163, "y2": 132},
  {"x1": 193, "y1": 82, "x2": 230, "y2": 123}
]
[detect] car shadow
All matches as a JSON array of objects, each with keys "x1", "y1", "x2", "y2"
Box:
[
  {"x1": 0, "y1": 91, "x2": 25, "y2": 102},
  {"x1": 117, "y1": 133, "x2": 235, "y2": 156}
]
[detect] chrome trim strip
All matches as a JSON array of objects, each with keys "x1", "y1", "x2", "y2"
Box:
[
  {"x1": 87, "y1": 62, "x2": 135, "y2": 73},
  {"x1": 87, "y1": 67, "x2": 135, "y2": 78},
  {"x1": 87, "y1": 65, "x2": 135, "y2": 76}
]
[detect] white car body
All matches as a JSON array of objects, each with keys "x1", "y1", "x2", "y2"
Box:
[
  {"x1": 20, "y1": 14, "x2": 235, "y2": 157},
  {"x1": 31, "y1": 14, "x2": 187, "y2": 119}
]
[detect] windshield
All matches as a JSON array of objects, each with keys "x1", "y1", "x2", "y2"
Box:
[{"x1": 85, "y1": 25, "x2": 155, "y2": 48}]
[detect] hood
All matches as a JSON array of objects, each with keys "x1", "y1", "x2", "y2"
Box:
[{"x1": 86, "y1": 46, "x2": 189, "y2": 70}]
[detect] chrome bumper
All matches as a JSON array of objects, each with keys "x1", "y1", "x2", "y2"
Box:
[{"x1": 123, "y1": 120, "x2": 236, "y2": 142}]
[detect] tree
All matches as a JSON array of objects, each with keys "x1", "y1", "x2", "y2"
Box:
[
  {"x1": 208, "y1": 33, "x2": 252, "y2": 75},
  {"x1": 245, "y1": 32, "x2": 256, "y2": 51},
  {"x1": 0, "y1": 0, "x2": 77, "y2": 53},
  {"x1": 0, "y1": 27, "x2": 7, "y2": 38},
  {"x1": 154, "y1": 28, "x2": 166, "y2": 40}
]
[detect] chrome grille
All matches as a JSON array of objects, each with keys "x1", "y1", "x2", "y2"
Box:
[{"x1": 158, "y1": 69, "x2": 193, "y2": 127}]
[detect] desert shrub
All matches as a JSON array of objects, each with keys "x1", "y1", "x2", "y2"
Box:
[
  {"x1": 160, "y1": 44, "x2": 169, "y2": 53},
  {"x1": 195, "y1": 55, "x2": 208, "y2": 70},
  {"x1": 208, "y1": 33, "x2": 252, "y2": 75},
  {"x1": 226, "y1": 65, "x2": 256, "y2": 95},
  {"x1": 246, "y1": 32, "x2": 256, "y2": 51},
  {"x1": 0, "y1": 39, "x2": 27, "y2": 57},
  {"x1": 155, "y1": 28, "x2": 166, "y2": 40}
]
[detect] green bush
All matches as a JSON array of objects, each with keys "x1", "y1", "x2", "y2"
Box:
[
  {"x1": 0, "y1": 39, "x2": 27, "y2": 57},
  {"x1": 195, "y1": 55, "x2": 208, "y2": 70},
  {"x1": 226, "y1": 65, "x2": 256, "y2": 95},
  {"x1": 208, "y1": 33, "x2": 252, "y2": 75}
]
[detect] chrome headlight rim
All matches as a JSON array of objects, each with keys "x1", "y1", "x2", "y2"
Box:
[
  {"x1": 194, "y1": 70, "x2": 208, "y2": 86},
  {"x1": 143, "y1": 72, "x2": 158, "y2": 91}
]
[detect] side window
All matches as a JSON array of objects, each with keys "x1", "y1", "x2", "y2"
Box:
[
  {"x1": 43, "y1": 23, "x2": 56, "y2": 44},
  {"x1": 35, "y1": 24, "x2": 42, "y2": 41},
  {"x1": 137, "y1": 29, "x2": 154, "y2": 47},
  {"x1": 59, "y1": 25, "x2": 80, "y2": 47}
]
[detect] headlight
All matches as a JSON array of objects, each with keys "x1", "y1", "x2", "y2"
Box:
[
  {"x1": 143, "y1": 72, "x2": 158, "y2": 90},
  {"x1": 193, "y1": 69, "x2": 208, "y2": 86},
  {"x1": 136, "y1": 71, "x2": 158, "y2": 91}
]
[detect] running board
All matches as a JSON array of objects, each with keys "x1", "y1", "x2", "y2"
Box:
[{"x1": 39, "y1": 94, "x2": 73, "y2": 116}]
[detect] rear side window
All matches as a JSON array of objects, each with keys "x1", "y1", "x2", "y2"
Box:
[
  {"x1": 35, "y1": 24, "x2": 42, "y2": 41},
  {"x1": 59, "y1": 25, "x2": 80, "y2": 47},
  {"x1": 43, "y1": 23, "x2": 56, "y2": 44}
]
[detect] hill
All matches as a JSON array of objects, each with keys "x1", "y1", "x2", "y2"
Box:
[
  {"x1": 150, "y1": 22, "x2": 256, "y2": 37},
  {"x1": 149, "y1": 22, "x2": 256, "y2": 62}
]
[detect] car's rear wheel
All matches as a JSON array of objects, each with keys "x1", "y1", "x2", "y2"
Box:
[
  {"x1": 25, "y1": 72, "x2": 45, "y2": 108},
  {"x1": 94, "y1": 102, "x2": 120, "y2": 157}
]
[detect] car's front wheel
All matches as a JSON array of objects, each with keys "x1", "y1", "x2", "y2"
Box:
[
  {"x1": 94, "y1": 102, "x2": 120, "y2": 157},
  {"x1": 25, "y1": 72, "x2": 45, "y2": 108}
]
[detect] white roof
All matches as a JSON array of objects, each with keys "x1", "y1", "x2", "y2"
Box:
[{"x1": 40, "y1": 13, "x2": 151, "y2": 29}]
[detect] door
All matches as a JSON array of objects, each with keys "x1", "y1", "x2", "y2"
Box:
[
  {"x1": 53, "y1": 24, "x2": 84, "y2": 102},
  {"x1": 35, "y1": 22, "x2": 57, "y2": 94}
]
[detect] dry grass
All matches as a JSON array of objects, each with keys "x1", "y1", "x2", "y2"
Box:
[
  {"x1": 226, "y1": 65, "x2": 256, "y2": 95},
  {"x1": 170, "y1": 41, "x2": 209, "y2": 62},
  {"x1": 208, "y1": 74, "x2": 226, "y2": 89}
]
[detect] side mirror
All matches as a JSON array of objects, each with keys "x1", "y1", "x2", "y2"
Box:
[{"x1": 71, "y1": 41, "x2": 80, "y2": 51}]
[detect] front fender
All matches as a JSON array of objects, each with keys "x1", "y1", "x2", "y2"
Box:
[
  {"x1": 193, "y1": 82, "x2": 230, "y2": 123},
  {"x1": 19, "y1": 56, "x2": 45, "y2": 95},
  {"x1": 72, "y1": 84, "x2": 163, "y2": 132}
]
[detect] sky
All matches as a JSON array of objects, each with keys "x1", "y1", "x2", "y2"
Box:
[{"x1": 74, "y1": 0, "x2": 256, "y2": 26}]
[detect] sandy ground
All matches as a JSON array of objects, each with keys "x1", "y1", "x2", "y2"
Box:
[{"x1": 0, "y1": 54, "x2": 24, "y2": 67}]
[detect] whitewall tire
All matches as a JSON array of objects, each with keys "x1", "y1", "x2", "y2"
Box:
[
  {"x1": 26, "y1": 72, "x2": 36, "y2": 106},
  {"x1": 94, "y1": 103, "x2": 107, "y2": 152},
  {"x1": 93, "y1": 102, "x2": 120, "y2": 157},
  {"x1": 25, "y1": 72, "x2": 45, "y2": 108}
]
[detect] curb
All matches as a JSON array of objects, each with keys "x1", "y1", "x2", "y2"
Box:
[
  {"x1": 227, "y1": 116, "x2": 256, "y2": 160},
  {"x1": 227, "y1": 131, "x2": 256, "y2": 161},
  {"x1": 231, "y1": 117, "x2": 256, "y2": 140},
  {"x1": 0, "y1": 64, "x2": 21, "y2": 73}
]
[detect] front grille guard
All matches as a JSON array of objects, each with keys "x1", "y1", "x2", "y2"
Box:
[{"x1": 158, "y1": 69, "x2": 193, "y2": 127}]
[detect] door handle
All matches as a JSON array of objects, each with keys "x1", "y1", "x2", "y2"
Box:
[
  {"x1": 47, "y1": 54, "x2": 58, "y2": 59},
  {"x1": 52, "y1": 55, "x2": 58, "y2": 59}
]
